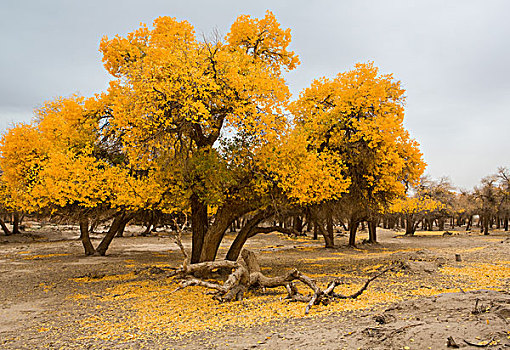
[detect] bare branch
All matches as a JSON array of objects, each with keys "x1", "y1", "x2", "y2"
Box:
[{"x1": 173, "y1": 250, "x2": 400, "y2": 314}]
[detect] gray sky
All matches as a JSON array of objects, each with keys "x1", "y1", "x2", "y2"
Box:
[{"x1": 1, "y1": 0, "x2": 509, "y2": 190}]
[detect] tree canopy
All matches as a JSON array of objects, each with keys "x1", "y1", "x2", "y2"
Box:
[
  {"x1": 0, "y1": 12, "x2": 426, "y2": 259},
  {"x1": 291, "y1": 62, "x2": 425, "y2": 244}
]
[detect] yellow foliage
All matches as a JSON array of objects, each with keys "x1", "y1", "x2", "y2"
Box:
[
  {"x1": 72, "y1": 272, "x2": 136, "y2": 283},
  {"x1": 291, "y1": 62, "x2": 425, "y2": 210},
  {"x1": 409, "y1": 287, "x2": 465, "y2": 297},
  {"x1": 389, "y1": 196, "x2": 444, "y2": 216},
  {"x1": 0, "y1": 92, "x2": 175, "y2": 215},
  {"x1": 23, "y1": 253, "x2": 70, "y2": 260},
  {"x1": 226, "y1": 10, "x2": 299, "y2": 72},
  {"x1": 79, "y1": 277, "x2": 399, "y2": 339},
  {"x1": 73, "y1": 259, "x2": 509, "y2": 341},
  {"x1": 0, "y1": 123, "x2": 50, "y2": 211},
  {"x1": 56, "y1": 243, "x2": 510, "y2": 343},
  {"x1": 0, "y1": 12, "x2": 305, "y2": 218},
  {"x1": 100, "y1": 11, "x2": 298, "y2": 168},
  {"x1": 441, "y1": 263, "x2": 510, "y2": 288},
  {"x1": 260, "y1": 129, "x2": 350, "y2": 204},
  {"x1": 35, "y1": 95, "x2": 96, "y2": 149},
  {"x1": 0, "y1": 14, "x2": 427, "y2": 231}
]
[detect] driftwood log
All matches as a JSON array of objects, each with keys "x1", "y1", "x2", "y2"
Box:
[{"x1": 173, "y1": 249, "x2": 401, "y2": 314}]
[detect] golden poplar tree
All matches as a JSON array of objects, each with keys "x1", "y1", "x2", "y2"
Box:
[
  {"x1": 99, "y1": 12, "x2": 300, "y2": 262},
  {"x1": 291, "y1": 62, "x2": 426, "y2": 245}
]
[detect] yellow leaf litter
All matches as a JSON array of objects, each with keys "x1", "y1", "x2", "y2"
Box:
[{"x1": 67, "y1": 261, "x2": 509, "y2": 342}]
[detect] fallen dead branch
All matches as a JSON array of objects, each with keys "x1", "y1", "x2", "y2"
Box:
[
  {"x1": 463, "y1": 337, "x2": 495, "y2": 347},
  {"x1": 172, "y1": 248, "x2": 402, "y2": 314},
  {"x1": 301, "y1": 263, "x2": 401, "y2": 314},
  {"x1": 446, "y1": 335, "x2": 460, "y2": 348}
]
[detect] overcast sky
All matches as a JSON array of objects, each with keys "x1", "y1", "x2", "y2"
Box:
[{"x1": 1, "y1": 0, "x2": 508, "y2": 189}]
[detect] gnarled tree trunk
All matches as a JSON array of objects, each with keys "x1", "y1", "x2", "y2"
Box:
[
  {"x1": 115, "y1": 219, "x2": 129, "y2": 237},
  {"x1": 348, "y1": 219, "x2": 359, "y2": 246},
  {"x1": 0, "y1": 218, "x2": 11, "y2": 236},
  {"x1": 482, "y1": 214, "x2": 490, "y2": 235},
  {"x1": 315, "y1": 220, "x2": 334, "y2": 248},
  {"x1": 367, "y1": 219, "x2": 377, "y2": 243},
  {"x1": 466, "y1": 215, "x2": 472, "y2": 231},
  {"x1": 438, "y1": 218, "x2": 445, "y2": 231},
  {"x1": 79, "y1": 218, "x2": 95, "y2": 255},
  {"x1": 325, "y1": 211, "x2": 335, "y2": 248},
  {"x1": 226, "y1": 208, "x2": 274, "y2": 261},
  {"x1": 313, "y1": 220, "x2": 319, "y2": 240},
  {"x1": 199, "y1": 204, "x2": 242, "y2": 262},
  {"x1": 12, "y1": 212, "x2": 21, "y2": 234},
  {"x1": 405, "y1": 215, "x2": 416, "y2": 235},
  {"x1": 293, "y1": 216, "x2": 303, "y2": 234},
  {"x1": 190, "y1": 194, "x2": 208, "y2": 263},
  {"x1": 96, "y1": 213, "x2": 132, "y2": 255}
]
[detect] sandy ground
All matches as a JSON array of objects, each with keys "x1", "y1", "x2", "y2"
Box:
[{"x1": 0, "y1": 223, "x2": 509, "y2": 349}]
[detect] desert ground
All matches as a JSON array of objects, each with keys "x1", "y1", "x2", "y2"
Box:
[{"x1": 0, "y1": 224, "x2": 509, "y2": 349}]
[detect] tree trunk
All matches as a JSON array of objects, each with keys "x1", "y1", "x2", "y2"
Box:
[
  {"x1": 12, "y1": 212, "x2": 20, "y2": 234},
  {"x1": 191, "y1": 193, "x2": 208, "y2": 263},
  {"x1": 0, "y1": 218, "x2": 11, "y2": 235},
  {"x1": 504, "y1": 217, "x2": 508, "y2": 231},
  {"x1": 313, "y1": 220, "x2": 319, "y2": 240},
  {"x1": 142, "y1": 223, "x2": 152, "y2": 236},
  {"x1": 115, "y1": 219, "x2": 129, "y2": 237},
  {"x1": 348, "y1": 220, "x2": 359, "y2": 246},
  {"x1": 141, "y1": 214, "x2": 154, "y2": 236},
  {"x1": 226, "y1": 226, "x2": 256, "y2": 262},
  {"x1": 427, "y1": 218, "x2": 434, "y2": 231},
  {"x1": 226, "y1": 209, "x2": 273, "y2": 261},
  {"x1": 368, "y1": 220, "x2": 377, "y2": 243},
  {"x1": 79, "y1": 218, "x2": 95, "y2": 255},
  {"x1": 466, "y1": 216, "x2": 472, "y2": 231},
  {"x1": 199, "y1": 204, "x2": 243, "y2": 262},
  {"x1": 293, "y1": 216, "x2": 303, "y2": 234},
  {"x1": 405, "y1": 216, "x2": 415, "y2": 235},
  {"x1": 316, "y1": 221, "x2": 334, "y2": 248},
  {"x1": 325, "y1": 212, "x2": 335, "y2": 248},
  {"x1": 388, "y1": 217, "x2": 395, "y2": 230},
  {"x1": 483, "y1": 215, "x2": 490, "y2": 235},
  {"x1": 303, "y1": 211, "x2": 312, "y2": 232},
  {"x1": 95, "y1": 214, "x2": 127, "y2": 255},
  {"x1": 438, "y1": 218, "x2": 445, "y2": 231}
]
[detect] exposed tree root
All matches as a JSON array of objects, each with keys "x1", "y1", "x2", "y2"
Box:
[{"x1": 173, "y1": 249, "x2": 402, "y2": 314}]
